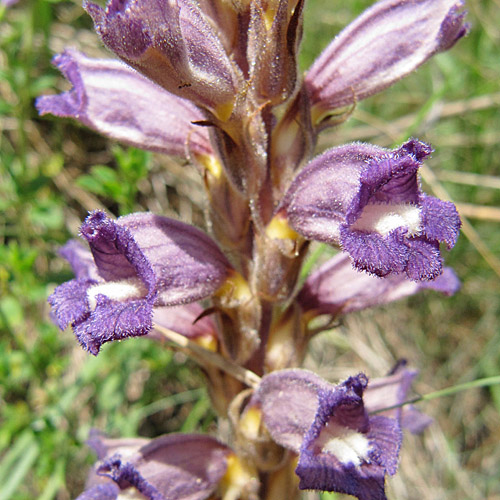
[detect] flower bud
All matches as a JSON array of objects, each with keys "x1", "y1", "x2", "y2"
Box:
[{"x1": 85, "y1": 0, "x2": 241, "y2": 117}]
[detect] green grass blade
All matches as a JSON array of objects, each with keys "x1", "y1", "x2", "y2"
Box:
[{"x1": 0, "y1": 433, "x2": 40, "y2": 500}]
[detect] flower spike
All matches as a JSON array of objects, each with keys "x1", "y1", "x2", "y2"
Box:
[{"x1": 38, "y1": 0, "x2": 468, "y2": 496}]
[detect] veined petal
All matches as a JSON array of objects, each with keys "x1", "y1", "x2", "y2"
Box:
[
  {"x1": 48, "y1": 278, "x2": 96, "y2": 331},
  {"x1": 404, "y1": 237, "x2": 443, "y2": 281},
  {"x1": 364, "y1": 362, "x2": 433, "y2": 435},
  {"x1": 97, "y1": 434, "x2": 231, "y2": 500},
  {"x1": 280, "y1": 142, "x2": 381, "y2": 242},
  {"x1": 305, "y1": 0, "x2": 469, "y2": 112},
  {"x1": 84, "y1": 0, "x2": 239, "y2": 114},
  {"x1": 58, "y1": 240, "x2": 100, "y2": 281},
  {"x1": 420, "y1": 195, "x2": 461, "y2": 249},
  {"x1": 36, "y1": 50, "x2": 211, "y2": 156},
  {"x1": 75, "y1": 483, "x2": 120, "y2": 500},
  {"x1": 401, "y1": 407, "x2": 434, "y2": 434},
  {"x1": 364, "y1": 365, "x2": 417, "y2": 418},
  {"x1": 73, "y1": 296, "x2": 153, "y2": 355},
  {"x1": 116, "y1": 212, "x2": 233, "y2": 306},
  {"x1": 255, "y1": 369, "x2": 330, "y2": 452},
  {"x1": 340, "y1": 227, "x2": 410, "y2": 277},
  {"x1": 150, "y1": 303, "x2": 218, "y2": 341},
  {"x1": 80, "y1": 211, "x2": 232, "y2": 306},
  {"x1": 297, "y1": 253, "x2": 460, "y2": 317},
  {"x1": 79, "y1": 211, "x2": 148, "y2": 285},
  {"x1": 80, "y1": 432, "x2": 231, "y2": 500}
]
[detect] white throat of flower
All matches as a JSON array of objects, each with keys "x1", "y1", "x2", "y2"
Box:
[
  {"x1": 316, "y1": 422, "x2": 371, "y2": 467},
  {"x1": 87, "y1": 278, "x2": 148, "y2": 310},
  {"x1": 351, "y1": 202, "x2": 422, "y2": 237},
  {"x1": 117, "y1": 488, "x2": 148, "y2": 500}
]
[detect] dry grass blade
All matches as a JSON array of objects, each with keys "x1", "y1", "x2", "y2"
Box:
[
  {"x1": 52, "y1": 169, "x2": 107, "y2": 213},
  {"x1": 455, "y1": 203, "x2": 500, "y2": 222},
  {"x1": 152, "y1": 324, "x2": 262, "y2": 388},
  {"x1": 320, "y1": 92, "x2": 500, "y2": 147},
  {"x1": 437, "y1": 170, "x2": 500, "y2": 190},
  {"x1": 420, "y1": 163, "x2": 500, "y2": 280}
]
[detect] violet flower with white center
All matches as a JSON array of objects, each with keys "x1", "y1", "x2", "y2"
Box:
[
  {"x1": 254, "y1": 370, "x2": 401, "y2": 500},
  {"x1": 84, "y1": 0, "x2": 241, "y2": 116},
  {"x1": 305, "y1": 0, "x2": 469, "y2": 124},
  {"x1": 298, "y1": 252, "x2": 460, "y2": 319},
  {"x1": 280, "y1": 139, "x2": 461, "y2": 281},
  {"x1": 49, "y1": 210, "x2": 233, "y2": 354},
  {"x1": 35, "y1": 50, "x2": 212, "y2": 158},
  {"x1": 77, "y1": 431, "x2": 232, "y2": 500}
]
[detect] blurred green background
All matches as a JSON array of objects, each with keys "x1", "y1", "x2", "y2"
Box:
[{"x1": 1, "y1": 0, "x2": 499, "y2": 498}]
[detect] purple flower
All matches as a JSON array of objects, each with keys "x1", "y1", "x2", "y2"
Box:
[
  {"x1": 84, "y1": 0, "x2": 241, "y2": 115},
  {"x1": 364, "y1": 362, "x2": 433, "y2": 435},
  {"x1": 298, "y1": 252, "x2": 460, "y2": 319},
  {"x1": 49, "y1": 211, "x2": 232, "y2": 354},
  {"x1": 305, "y1": 0, "x2": 469, "y2": 123},
  {"x1": 77, "y1": 431, "x2": 231, "y2": 500},
  {"x1": 280, "y1": 139, "x2": 461, "y2": 281},
  {"x1": 253, "y1": 370, "x2": 401, "y2": 500},
  {"x1": 35, "y1": 50, "x2": 211, "y2": 158}
]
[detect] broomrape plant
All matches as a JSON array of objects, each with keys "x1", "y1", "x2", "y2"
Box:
[{"x1": 37, "y1": 0, "x2": 468, "y2": 498}]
